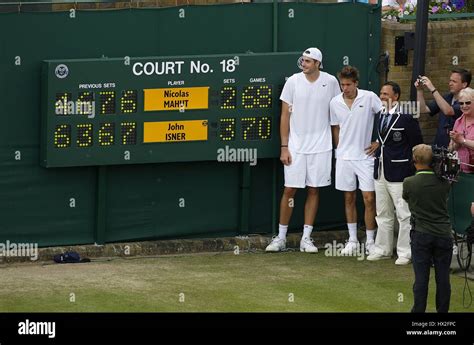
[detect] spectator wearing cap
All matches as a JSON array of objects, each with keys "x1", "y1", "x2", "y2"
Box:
[
  {"x1": 416, "y1": 69, "x2": 472, "y2": 148},
  {"x1": 265, "y1": 47, "x2": 340, "y2": 253}
]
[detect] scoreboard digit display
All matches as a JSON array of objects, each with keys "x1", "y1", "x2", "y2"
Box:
[{"x1": 40, "y1": 52, "x2": 300, "y2": 167}]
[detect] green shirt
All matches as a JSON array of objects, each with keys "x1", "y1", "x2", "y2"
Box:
[{"x1": 402, "y1": 170, "x2": 452, "y2": 237}]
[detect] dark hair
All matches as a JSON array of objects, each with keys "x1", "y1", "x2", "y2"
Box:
[
  {"x1": 451, "y1": 68, "x2": 472, "y2": 86},
  {"x1": 338, "y1": 66, "x2": 359, "y2": 82},
  {"x1": 383, "y1": 81, "x2": 401, "y2": 99}
]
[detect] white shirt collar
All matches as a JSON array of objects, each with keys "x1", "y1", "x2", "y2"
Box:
[{"x1": 381, "y1": 103, "x2": 398, "y2": 115}]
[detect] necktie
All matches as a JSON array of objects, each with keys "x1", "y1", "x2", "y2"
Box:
[{"x1": 381, "y1": 115, "x2": 389, "y2": 136}]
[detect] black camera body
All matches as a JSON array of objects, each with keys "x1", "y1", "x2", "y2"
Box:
[{"x1": 432, "y1": 146, "x2": 461, "y2": 182}]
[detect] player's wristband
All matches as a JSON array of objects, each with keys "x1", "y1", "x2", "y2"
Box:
[
  {"x1": 431, "y1": 89, "x2": 438, "y2": 94},
  {"x1": 281, "y1": 145, "x2": 288, "y2": 148}
]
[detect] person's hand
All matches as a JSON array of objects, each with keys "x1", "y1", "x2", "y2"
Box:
[
  {"x1": 365, "y1": 142, "x2": 380, "y2": 156},
  {"x1": 414, "y1": 77, "x2": 424, "y2": 89},
  {"x1": 449, "y1": 130, "x2": 464, "y2": 145},
  {"x1": 418, "y1": 76, "x2": 435, "y2": 92},
  {"x1": 280, "y1": 147, "x2": 292, "y2": 166},
  {"x1": 471, "y1": 202, "x2": 474, "y2": 216}
]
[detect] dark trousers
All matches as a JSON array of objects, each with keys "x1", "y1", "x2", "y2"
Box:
[{"x1": 410, "y1": 230, "x2": 453, "y2": 313}]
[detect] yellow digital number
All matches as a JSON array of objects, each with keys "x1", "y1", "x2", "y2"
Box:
[
  {"x1": 121, "y1": 122, "x2": 137, "y2": 145},
  {"x1": 54, "y1": 124, "x2": 71, "y2": 148},
  {"x1": 242, "y1": 117, "x2": 257, "y2": 140},
  {"x1": 220, "y1": 87, "x2": 237, "y2": 110},
  {"x1": 120, "y1": 90, "x2": 137, "y2": 114},
  {"x1": 242, "y1": 86, "x2": 272, "y2": 109},
  {"x1": 258, "y1": 117, "x2": 271, "y2": 140},
  {"x1": 77, "y1": 92, "x2": 94, "y2": 115},
  {"x1": 256, "y1": 86, "x2": 272, "y2": 108},
  {"x1": 99, "y1": 123, "x2": 115, "y2": 146},
  {"x1": 77, "y1": 124, "x2": 93, "y2": 147},
  {"x1": 242, "y1": 87, "x2": 256, "y2": 109},
  {"x1": 99, "y1": 91, "x2": 116, "y2": 114},
  {"x1": 219, "y1": 118, "x2": 236, "y2": 141},
  {"x1": 55, "y1": 93, "x2": 71, "y2": 115}
]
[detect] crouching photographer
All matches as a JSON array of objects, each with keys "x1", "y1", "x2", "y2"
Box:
[{"x1": 402, "y1": 144, "x2": 453, "y2": 313}]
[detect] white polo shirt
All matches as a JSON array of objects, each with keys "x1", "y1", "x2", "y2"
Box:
[
  {"x1": 280, "y1": 71, "x2": 341, "y2": 154},
  {"x1": 330, "y1": 89, "x2": 382, "y2": 160}
]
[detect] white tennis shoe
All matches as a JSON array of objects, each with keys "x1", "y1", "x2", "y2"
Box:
[
  {"x1": 265, "y1": 236, "x2": 286, "y2": 252},
  {"x1": 300, "y1": 237, "x2": 318, "y2": 253}
]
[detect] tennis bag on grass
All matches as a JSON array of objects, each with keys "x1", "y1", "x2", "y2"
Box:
[{"x1": 53, "y1": 251, "x2": 90, "y2": 264}]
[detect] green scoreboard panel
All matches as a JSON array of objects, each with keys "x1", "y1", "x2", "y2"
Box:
[{"x1": 40, "y1": 52, "x2": 300, "y2": 167}]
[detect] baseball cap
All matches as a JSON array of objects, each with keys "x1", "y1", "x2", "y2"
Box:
[{"x1": 302, "y1": 47, "x2": 323, "y2": 69}]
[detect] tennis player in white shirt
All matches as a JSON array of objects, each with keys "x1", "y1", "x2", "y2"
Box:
[
  {"x1": 266, "y1": 47, "x2": 340, "y2": 253},
  {"x1": 330, "y1": 66, "x2": 383, "y2": 255}
]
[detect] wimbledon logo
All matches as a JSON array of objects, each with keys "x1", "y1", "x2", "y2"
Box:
[{"x1": 55, "y1": 64, "x2": 69, "y2": 79}]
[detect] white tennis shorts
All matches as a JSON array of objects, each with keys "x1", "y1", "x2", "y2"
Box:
[
  {"x1": 335, "y1": 158, "x2": 375, "y2": 192},
  {"x1": 284, "y1": 150, "x2": 332, "y2": 188}
]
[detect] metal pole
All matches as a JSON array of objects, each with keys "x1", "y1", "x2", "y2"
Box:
[
  {"x1": 273, "y1": 0, "x2": 278, "y2": 51},
  {"x1": 410, "y1": 0, "x2": 429, "y2": 101},
  {"x1": 271, "y1": 0, "x2": 278, "y2": 236}
]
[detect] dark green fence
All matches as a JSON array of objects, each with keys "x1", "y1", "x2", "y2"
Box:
[
  {"x1": 449, "y1": 173, "x2": 474, "y2": 235},
  {"x1": 0, "y1": 2, "x2": 382, "y2": 247}
]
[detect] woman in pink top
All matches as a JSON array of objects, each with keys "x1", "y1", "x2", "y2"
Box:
[{"x1": 449, "y1": 87, "x2": 474, "y2": 173}]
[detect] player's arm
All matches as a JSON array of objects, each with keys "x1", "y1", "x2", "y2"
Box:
[
  {"x1": 331, "y1": 125, "x2": 340, "y2": 149},
  {"x1": 280, "y1": 101, "x2": 292, "y2": 165},
  {"x1": 365, "y1": 142, "x2": 380, "y2": 156},
  {"x1": 366, "y1": 96, "x2": 383, "y2": 156},
  {"x1": 329, "y1": 99, "x2": 340, "y2": 149}
]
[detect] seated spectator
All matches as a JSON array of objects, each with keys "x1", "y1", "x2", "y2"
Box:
[
  {"x1": 449, "y1": 87, "x2": 474, "y2": 173},
  {"x1": 338, "y1": 0, "x2": 378, "y2": 4},
  {"x1": 382, "y1": 0, "x2": 416, "y2": 12}
]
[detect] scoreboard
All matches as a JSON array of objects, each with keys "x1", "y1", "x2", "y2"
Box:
[{"x1": 40, "y1": 52, "x2": 300, "y2": 167}]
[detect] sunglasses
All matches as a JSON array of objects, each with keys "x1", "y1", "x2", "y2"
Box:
[{"x1": 459, "y1": 101, "x2": 472, "y2": 106}]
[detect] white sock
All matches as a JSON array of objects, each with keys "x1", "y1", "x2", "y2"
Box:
[
  {"x1": 348, "y1": 223, "x2": 358, "y2": 242},
  {"x1": 303, "y1": 225, "x2": 313, "y2": 239},
  {"x1": 366, "y1": 229, "x2": 375, "y2": 243},
  {"x1": 278, "y1": 224, "x2": 288, "y2": 240}
]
